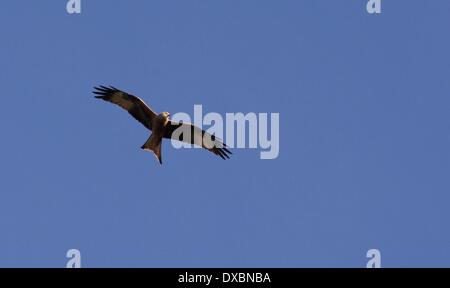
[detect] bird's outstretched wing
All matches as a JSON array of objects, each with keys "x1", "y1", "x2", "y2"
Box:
[
  {"x1": 93, "y1": 86, "x2": 157, "y2": 131},
  {"x1": 163, "y1": 121, "x2": 232, "y2": 160}
]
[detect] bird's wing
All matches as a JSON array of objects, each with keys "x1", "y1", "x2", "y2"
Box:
[
  {"x1": 93, "y1": 86, "x2": 157, "y2": 131},
  {"x1": 163, "y1": 120, "x2": 232, "y2": 160}
]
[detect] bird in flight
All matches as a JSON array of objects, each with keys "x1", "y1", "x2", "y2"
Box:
[{"x1": 94, "y1": 86, "x2": 232, "y2": 164}]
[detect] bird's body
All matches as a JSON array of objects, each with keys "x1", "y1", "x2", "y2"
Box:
[
  {"x1": 141, "y1": 112, "x2": 170, "y2": 164},
  {"x1": 93, "y1": 86, "x2": 231, "y2": 164}
]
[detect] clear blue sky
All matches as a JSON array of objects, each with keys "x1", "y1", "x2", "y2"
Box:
[{"x1": 0, "y1": 1, "x2": 449, "y2": 267}]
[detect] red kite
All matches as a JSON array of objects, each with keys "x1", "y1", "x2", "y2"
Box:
[{"x1": 94, "y1": 86, "x2": 232, "y2": 164}]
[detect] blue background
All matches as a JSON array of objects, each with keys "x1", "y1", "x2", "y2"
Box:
[{"x1": 0, "y1": 0, "x2": 449, "y2": 267}]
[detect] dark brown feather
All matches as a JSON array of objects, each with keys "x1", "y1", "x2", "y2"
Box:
[
  {"x1": 163, "y1": 121, "x2": 232, "y2": 160},
  {"x1": 94, "y1": 86, "x2": 157, "y2": 131}
]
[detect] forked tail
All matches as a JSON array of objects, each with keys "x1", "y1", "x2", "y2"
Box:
[{"x1": 141, "y1": 134, "x2": 162, "y2": 164}]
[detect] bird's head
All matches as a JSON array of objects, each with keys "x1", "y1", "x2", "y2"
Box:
[{"x1": 159, "y1": 111, "x2": 170, "y2": 120}]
